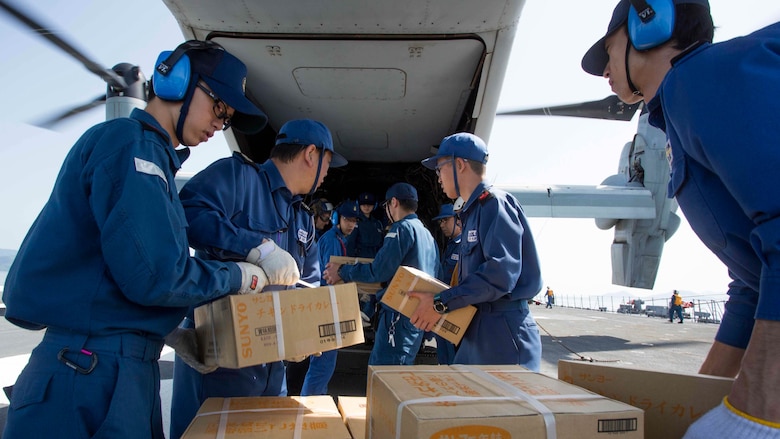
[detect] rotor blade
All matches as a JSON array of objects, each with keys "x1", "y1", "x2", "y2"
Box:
[
  {"x1": 0, "y1": 0, "x2": 127, "y2": 90},
  {"x1": 35, "y1": 94, "x2": 106, "y2": 129},
  {"x1": 497, "y1": 95, "x2": 643, "y2": 122}
]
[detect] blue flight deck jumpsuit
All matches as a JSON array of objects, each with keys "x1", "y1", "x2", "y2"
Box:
[
  {"x1": 2, "y1": 109, "x2": 241, "y2": 439},
  {"x1": 436, "y1": 182, "x2": 543, "y2": 370},
  {"x1": 434, "y1": 234, "x2": 461, "y2": 364},
  {"x1": 170, "y1": 154, "x2": 319, "y2": 439},
  {"x1": 347, "y1": 212, "x2": 386, "y2": 320},
  {"x1": 339, "y1": 213, "x2": 439, "y2": 365},
  {"x1": 348, "y1": 213, "x2": 385, "y2": 258},
  {"x1": 648, "y1": 22, "x2": 780, "y2": 350},
  {"x1": 440, "y1": 234, "x2": 461, "y2": 284},
  {"x1": 301, "y1": 224, "x2": 350, "y2": 395}
]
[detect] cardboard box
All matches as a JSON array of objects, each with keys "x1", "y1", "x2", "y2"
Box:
[
  {"x1": 366, "y1": 365, "x2": 643, "y2": 439},
  {"x1": 337, "y1": 396, "x2": 367, "y2": 439},
  {"x1": 329, "y1": 256, "x2": 382, "y2": 295},
  {"x1": 195, "y1": 284, "x2": 364, "y2": 369},
  {"x1": 381, "y1": 265, "x2": 476, "y2": 345},
  {"x1": 181, "y1": 396, "x2": 352, "y2": 438},
  {"x1": 558, "y1": 360, "x2": 733, "y2": 439}
]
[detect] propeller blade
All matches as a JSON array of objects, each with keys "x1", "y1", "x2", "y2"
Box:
[
  {"x1": 0, "y1": 0, "x2": 127, "y2": 90},
  {"x1": 35, "y1": 94, "x2": 107, "y2": 129},
  {"x1": 497, "y1": 95, "x2": 643, "y2": 122}
]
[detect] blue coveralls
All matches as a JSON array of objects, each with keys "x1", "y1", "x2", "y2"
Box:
[
  {"x1": 434, "y1": 234, "x2": 460, "y2": 364},
  {"x1": 339, "y1": 213, "x2": 439, "y2": 365},
  {"x1": 436, "y1": 182, "x2": 543, "y2": 370},
  {"x1": 648, "y1": 22, "x2": 780, "y2": 349},
  {"x1": 300, "y1": 225, "x2": 350, "y2": 395},
  {"x1": 347, "y1": 212, "x2": 386, "y2": 319},
  {"x1": 347, "y1": 213, "x2": 385, "y2": 258},
  {"x1": 2, "y1": 109, "x2": 241, "y2": 439},
  {"x1": 440, "y1": 235, "x2": 461, "y2": 285},
  {"x1": 170, "y1": 154, "x2": 319, "y2": 439}
]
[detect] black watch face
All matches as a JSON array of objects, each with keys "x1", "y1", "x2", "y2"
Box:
[{"x1": 434, "y1": 300, "x2": 447, "y2": 313}]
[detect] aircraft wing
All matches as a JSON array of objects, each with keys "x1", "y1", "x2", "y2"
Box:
[{"x1": 504, "y1": 185, "x2": 656, "y2": 219}]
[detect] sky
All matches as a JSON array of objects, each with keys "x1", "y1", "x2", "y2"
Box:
[{"x1": 1, "y1": 0, "x2": 778, "y2": 301}]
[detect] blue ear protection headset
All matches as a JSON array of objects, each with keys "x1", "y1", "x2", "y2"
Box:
[
  {"x1": 627, "y1": 0, "x2": 675, "y2": 50},
  {"x1": 153, "y1": 40, "x2": 223, "y2": 101}
]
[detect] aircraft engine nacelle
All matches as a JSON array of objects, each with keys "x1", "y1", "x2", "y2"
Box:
[{"x1": 598, "y1": 113, "x2": 680, "y2": 289}]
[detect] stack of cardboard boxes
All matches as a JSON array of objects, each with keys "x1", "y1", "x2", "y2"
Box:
[{"x1": 183, "y1": 267, "x2": 731, "y2": 438}]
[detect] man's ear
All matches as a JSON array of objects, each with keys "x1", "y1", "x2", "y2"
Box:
[
  {"x1": 304, "y1": 144, "x2": 318, "y2": 166},
  {"x1": 456, "y1": 157, "x2": 466, "y2": 172}
]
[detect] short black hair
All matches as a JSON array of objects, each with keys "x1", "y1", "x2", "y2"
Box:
[
  {"x1": 671, "y1": 4, "x2": 714, "y2": 49},
  {"x1": 397, "y1": 198, "x2": 418, "y2": 212},
  {"x1": 466, "y1": 160, "x2": 486, "y2": 176},
  {"x1": 270, "y1": 143, "x2": 307, "y2": 163}
]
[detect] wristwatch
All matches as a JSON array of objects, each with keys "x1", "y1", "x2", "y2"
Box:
[{"x1": 433, "y1": 296, "x2": 449, "y2": 314}]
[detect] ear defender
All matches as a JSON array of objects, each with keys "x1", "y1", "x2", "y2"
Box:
[
  {"x1": 627, "y1": 0, "x2": 676, "y2": 50},
  {"x1": 152, "y1": 50, "x2": 191, "y2": 101},
  {"x1": 152, "y1": 40, "x2": 223, "y2": 101}
]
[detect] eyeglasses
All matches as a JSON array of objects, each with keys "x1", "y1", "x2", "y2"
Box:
[
  {"x1": 196, "y1": 82, "x2": 232, "y2": 130},
  {"x1": 435, "y1": 159, "x2": 455, "y2": 176}
]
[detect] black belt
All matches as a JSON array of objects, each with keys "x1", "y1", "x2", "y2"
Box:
[{"x1": 45, "y1": 329, "x2": 163, "y2": 363}]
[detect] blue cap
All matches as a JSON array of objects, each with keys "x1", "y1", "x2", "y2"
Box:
[
  {"x1": 432, "y1": 204, "x2": 455, "y2": 221},
  {"x1": 581, "y1": 0, "x2": 710, "y2": 76},
  {"x1": 358, "y1": 192, "x2": 375, "y2": 205},
  {"x1": 275, "y1": 119, "x2": 348, "y2": 167},
  {"x1": 337, "y1": 201, "x2": 360, "y2": 218},
  {"x1": 385, "y1": 183, "x2": 418, "y2": 202},
  {"x1": 421, "y1": 132, "x2": 489, "y2": 169},
  {"x1": 189, "y1": 47, "x2": 268, "y2": 134}
]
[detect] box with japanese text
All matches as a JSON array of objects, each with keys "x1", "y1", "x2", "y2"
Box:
[
  {"x1": 180, "y1": 395, "x2": 352, "y2": 439},
  {"x1": 329, "y1": 256, "x2": 382, "y2": 295},
  {"x1": 558, "y1": 360, "x2": 733, "y2": 439},
  {"x1": 195, "y1": 284, "x2": 364, "y2": 369},
  {"x1": 381, "y1": 265, "x2": 475, "y2": 345},
  {"x1": 337, "y1": 396, "x2": 366, "y2": 439},
  {"x1": 366, "y1": 365, "x2": 643, "y2": 439}
]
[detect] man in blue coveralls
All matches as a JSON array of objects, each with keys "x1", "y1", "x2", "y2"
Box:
[
  {"x1": 323, "y1": 183, "x2": 440, "y2": 365},
  {"x1": 311, "y1": 198, "x2": 335, "y2": 240},
  {"x1": 348, "y1": 191, "x2": 386, "y2": 322},
  {"x1": 301, "y1": 201, "x2": 360, "y2": 395},
  {"x1": 169, "y1": 119, "x2": 347, "y2": 438},
  {"x1": 430, "y1": 203, "x2": 461, "y2": 364},
  {"x1": 348, "y1": 192, "x2": 386, "y2": 258},
  {"x1": 411, "y1": 133, "x2": 543, "y2": 371},
  {"x1": 582, "y1": 1, "x2": 780, "y2": 436},
  {"x1": 1, "y1": 41, "x2": 299, "y2": 439}
]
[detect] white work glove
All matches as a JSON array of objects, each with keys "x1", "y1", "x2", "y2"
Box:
[
  {"x1": 236, "y1": 262, "x2": 268, "y2": 294},
  {"x1": 683, "y1": 399, "x2": 780, "y2": 439},
  {"x1": 246, "y1": 240, "x2": 300, "y2": 286},
  {"x1": 164, "y1": 327, "x2": 217, "y2": 374}
]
